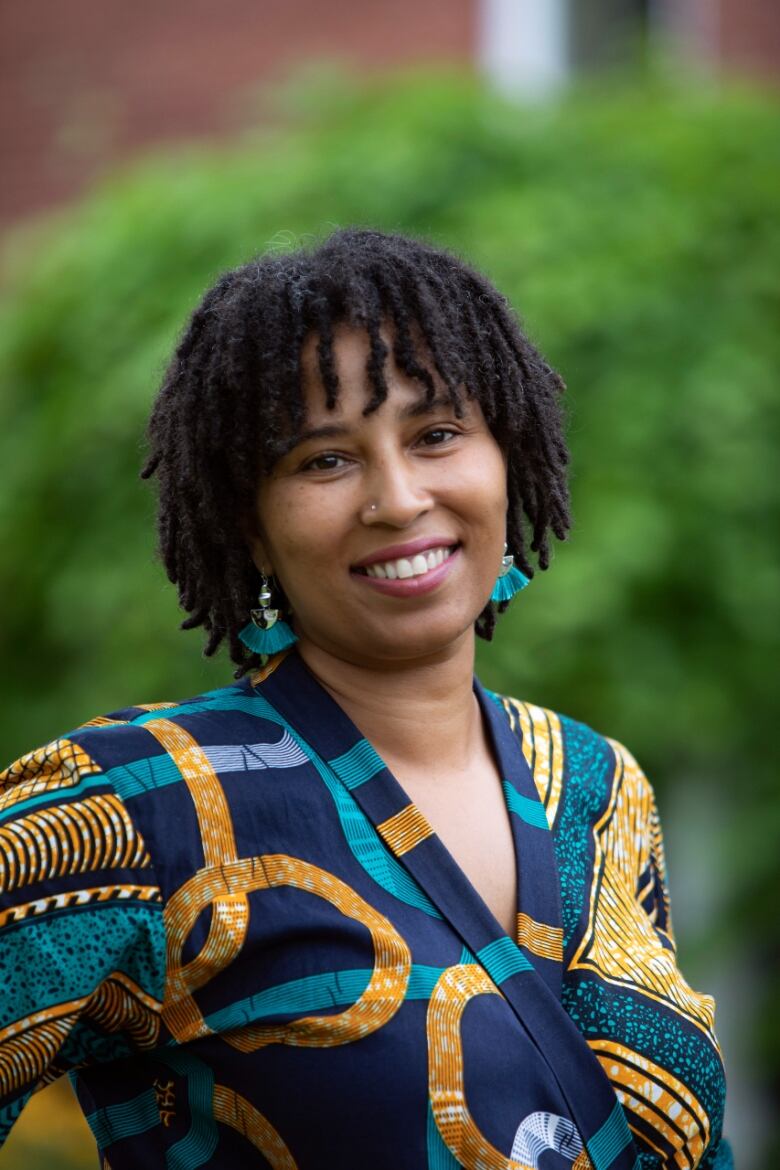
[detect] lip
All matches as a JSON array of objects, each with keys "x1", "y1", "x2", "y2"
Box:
[
  {"x1": 350, "y1": 546, "x2": 460, "y2": 598},
  {"x1": 351, "y1": 536, "x2": 459, "y2": 571}
]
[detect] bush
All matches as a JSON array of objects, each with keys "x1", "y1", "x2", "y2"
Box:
[{"x1": 1, "y1": 69, "x2": 778, "y2": 1155}]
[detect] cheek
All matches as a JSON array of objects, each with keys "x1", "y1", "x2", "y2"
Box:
[
  {"x1": 460, "y1": 446, "x2": 508, "y2": 514},
  {"x1": 263, "y1": 487, "x2": 342, "y2": 589},
  {"x1": 258, "y1": 483, "x2": 313, "y2": 554}
]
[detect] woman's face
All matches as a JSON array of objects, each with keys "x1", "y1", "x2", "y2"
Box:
[{"x1": 247, "y1": 321, "x2": 508, "y2": 668}]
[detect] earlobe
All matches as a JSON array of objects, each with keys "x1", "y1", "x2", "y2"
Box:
[
  {"x1": 248, "y1": 539, "x2": 273, "y2": 578},
  {"x1": 241, "y1": 516, "x2": 272, "y2": 577}
]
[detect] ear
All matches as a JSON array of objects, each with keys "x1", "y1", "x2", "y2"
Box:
[{"x1": 240, "y1": 513, "x2": 274, "y2": 578}]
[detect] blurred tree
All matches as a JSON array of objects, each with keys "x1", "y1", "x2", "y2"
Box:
[
  {"x1": 0, "y1": 1079, "x2": 95, "y2": 1170},
  {"x1": 0, "y1": 69, "x2": 777, "y2": 1167}
]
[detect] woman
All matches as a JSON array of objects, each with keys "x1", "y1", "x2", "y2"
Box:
[{"x1": 0, "y1": 229, "x2": 730, "y2": 1168}]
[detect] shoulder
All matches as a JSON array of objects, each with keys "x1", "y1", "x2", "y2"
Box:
[
  {"x1": 0, "y1": 675, "x2": 252, "y2": 813},
  {"x1": 494, "y1": 692, "x2": 673, "y2": 939},
  {"x1": 494, "y1": 690, "x2": 640, "y2": 764},
  {"x1": 491, "y1": 691, "x2": 656, "y2": 830}
]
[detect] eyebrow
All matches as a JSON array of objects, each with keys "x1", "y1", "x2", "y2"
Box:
[{"x1": 286, "y1": 394, "x2": 458, "y2": 451}]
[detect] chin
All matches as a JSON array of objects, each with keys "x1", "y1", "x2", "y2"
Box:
[{"x1": 353, "y1": 614, "x2": 476, "y2": 665}]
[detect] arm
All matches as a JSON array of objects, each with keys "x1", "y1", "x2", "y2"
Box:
[
  {"x1": 0, "y1": 735, "x2": 167, "y2": 1143},
  {"x1": 609, "y1": 739, "x2": 733, "y2": 1170}
]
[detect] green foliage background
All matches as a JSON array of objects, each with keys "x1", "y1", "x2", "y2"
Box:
[{"x1": 0, "y1": 70, "x2": 777, "y2": 1164}]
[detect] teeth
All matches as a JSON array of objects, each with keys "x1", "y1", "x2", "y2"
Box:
[{"x1": 362, "y1": 545, "x2": 453, "y2": 580}]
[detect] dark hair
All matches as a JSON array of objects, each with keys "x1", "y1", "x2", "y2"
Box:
[{"x1": 141, "y1": 227, "x2": 570, "y2": 673}]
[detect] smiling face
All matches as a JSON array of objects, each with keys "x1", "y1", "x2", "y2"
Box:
[{"x1": 246, "y1": 321, "x2": 508, "y2": 669}]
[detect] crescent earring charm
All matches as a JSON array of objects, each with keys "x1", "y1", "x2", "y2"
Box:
[{"x1": 239, "y1": 573, "x2": 298, "y2": 655}]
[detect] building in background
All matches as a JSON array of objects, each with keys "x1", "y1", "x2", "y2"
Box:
[
  {"x1": 1, "y1": 0, "x2": 777, "y2": 232},
  {"x1": 480, "y1": 0, "x2": 779, "y2": 95}
]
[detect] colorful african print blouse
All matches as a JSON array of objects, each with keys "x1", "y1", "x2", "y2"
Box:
[{"x1": 0, "y1": 648, "x2": 731, "y2": 1170}]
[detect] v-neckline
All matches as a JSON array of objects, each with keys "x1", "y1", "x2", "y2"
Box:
[
  {"x1": 250, "y1": 649, "x2": 564, "y2": 1001},
  {"x1": 247, "y1": 649, "x2": 640, "y2": 1168},
  {"x1": 389, "y1": 688, "x2": 520, "y2": 943}
]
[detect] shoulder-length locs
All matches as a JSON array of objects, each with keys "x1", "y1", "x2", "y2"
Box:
[{"x1": 141, "y1": 227, "x2": 570, "y2": 673}]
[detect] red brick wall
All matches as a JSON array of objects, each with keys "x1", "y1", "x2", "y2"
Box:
[
  {"x1": 2, "y1": 1, "x2": 776, "y2": 232},
  {"x1": 718, "y1": 0, "x2": 780, "y2": 81},
  {"x1": 658, "y1": 0, "x2": 779, "y2": 82},
  {"x1": 0, "y1": 0, "x2": 474, "y2": 227}
]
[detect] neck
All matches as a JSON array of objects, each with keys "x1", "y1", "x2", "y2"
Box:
[{"x1": 296, "y1": 632, "x2": 482, "y2": 778}]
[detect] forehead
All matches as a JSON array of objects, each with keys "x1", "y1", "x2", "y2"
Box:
[{"x1": 298, "y1": 319, "x2": 441, "y2": 421}]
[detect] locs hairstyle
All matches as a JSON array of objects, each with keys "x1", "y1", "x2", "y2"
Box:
[{"x1": 141, "y1": 228, "x2": 570, "y2": 673}]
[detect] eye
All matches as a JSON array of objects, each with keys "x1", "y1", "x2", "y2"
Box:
[
  {"x1": 301, "y1": 452, "x2": 349, "y2": 472},
  {"x1": 418, "y1": 427, "x2": 458, "y2": 448}
]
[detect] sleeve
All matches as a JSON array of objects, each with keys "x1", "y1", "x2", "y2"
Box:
[
  {"x1": 0, "y1": 734, "x2": 167, "y2": 1144},
  {"x1": 698, "y1": 1137, "x2": 736, "y2": 1169},
  {"x1": 609, "y1": 738, "x2": 733, "y2": 1170},
  {"x1": 633, "y1": 760, "x2": 676, "y2": 951}
]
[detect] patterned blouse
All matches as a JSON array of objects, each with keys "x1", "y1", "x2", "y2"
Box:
[{"x1": 0, "y1": 648, "x2": 731, "y2": 1169}]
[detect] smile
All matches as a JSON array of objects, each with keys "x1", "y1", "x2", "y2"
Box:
[{"x1": 356, "y1": 545, "x2": 456, "y2": 580}]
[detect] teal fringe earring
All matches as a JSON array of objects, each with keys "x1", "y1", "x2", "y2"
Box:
[
  {"x1": 490, "y1": 545, "x2": 530, "y2": 604},
  {"x1": 239, "y1": 574, "x2": 298, "y2": 656}
]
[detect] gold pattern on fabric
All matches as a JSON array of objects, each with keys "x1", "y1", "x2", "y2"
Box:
[
  {"x1": 569, "y1": 742, "x2": 717, "y2": 1039},
  {"x1": 0, "y1": 974, "x2": 161, "y2": 1097},
  {"x1": 142, "y1": 719, "x2": 237, "y2": 867},
  {"x1": 0, "y1": 883, "x2": 162, "y2": 929},
  {"x1": 376, "y1": 803, "x2": 434, "y2": 856},
  {"x1": 72, "y1": 976, "x2": 161, "y2": 1050},
  {"x1": 589, "y1": 1039, "x2": 710, "y2": 1166},
  {"x1": 163, "y1": 854, "x2": 410, "y2": 1048},
  {"x1": 0, "y1": 738, "x2": 101, "y2": 804},
  {"x1": 501, "y1": 700, "x2": 563, "y2": 829},
  {"x1": 515, "y1": 912, "x2": 564, "y2": 962},
  {"x1": 142, "y1": 717, "x2": 249, "y2": 1017},
  {"x1": 427, "y1": 964, "x2": 534, "y2": 1170},
  {"x1": 643, "y1": 785, "x2": 673, "y2": 946},
  {"x1": 80, "y1": 702, "x2": 178, "y2": 729},
  {"x1": 0, "y1": 1015, "x2": 73, "y2": 1098},
  {"x1": 212, "y1": 1082, "x2": 298, "y2": 1169},
  {"x1": 0, "y1": 795, "x2": 150, "y2": 892}
]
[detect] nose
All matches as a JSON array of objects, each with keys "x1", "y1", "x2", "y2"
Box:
[{"x1": 360, "y1": 451, "x2": 433, "y2": 527}]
